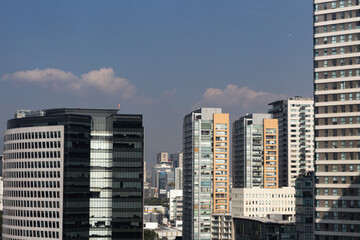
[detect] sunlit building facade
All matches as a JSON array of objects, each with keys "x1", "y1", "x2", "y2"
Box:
[
  {"x1": 269, "y1": 97, "x2": 315, "y2": 187},
  {"x1": 314, "y1": 0, "x2": 360, "y2": 238}
]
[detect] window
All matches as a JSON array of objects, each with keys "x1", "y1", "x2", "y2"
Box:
[
  {"x1": 340, "y1": 35, "x2": 345, "y2": 43},
  {"x1": 341, "y1": 94, "x2": 346, "y2": 101},
  {"x1": 332, "y1": 24, "x2": 336, "y2": 32},
  {"x1": 331, "y1": 36, "x2": 337, "y2": 45},
  {"x1": 331, "y1": 1, "x2": 336, "y2": 8},
  {"x1": 314, "y1": 4, "x2": 319, "y2": 12}
]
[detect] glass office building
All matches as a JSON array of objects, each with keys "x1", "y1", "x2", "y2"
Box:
[{"x1": 2, "y1": 108, "x2": 144, "y2": 240}]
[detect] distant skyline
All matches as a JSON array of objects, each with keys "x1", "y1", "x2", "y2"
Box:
[{"x1": 0, "y1": 1, "x2": 313, "y2": 167}]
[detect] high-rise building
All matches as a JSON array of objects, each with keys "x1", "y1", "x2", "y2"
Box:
[
  {"x1": 151, "y1": 163, "x2": 174, "y2": 198},
  {"x1": 313, "y1": 1, "x2": 360, "y2": 238},
  {"x1": 2, "y1": 108, "x2": 144, "y2": 240},
  {"x1": 269, "y1": 97, "x2": 315, "y2": 187},
  {"x1": 183, "y1": 108, "x2": 230, "y2": 240},
  {"x1": 232, "y1": 113, "x2": 279, "y2": 189}
]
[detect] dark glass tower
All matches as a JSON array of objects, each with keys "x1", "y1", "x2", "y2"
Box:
[{"x1": 3, "y1": 108, "x2": 144, "y2": 240}]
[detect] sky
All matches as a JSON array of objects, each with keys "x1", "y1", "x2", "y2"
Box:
[{"x1": 0, "y1": 0, "x2": 313, "y2": 168}]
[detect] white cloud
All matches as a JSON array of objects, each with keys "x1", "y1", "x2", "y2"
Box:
[
  {"x1": 160, "y1": 88, "x2": 177, "y2": 98},
  {"x1": 2, "y1": 67, "x2": 136, "y2": 98},
  {"x1": 197, "y1": 84, "x2": 287, "y2": 110},
  {"x1": 1, "y1": 68, "x2": 78, "y2": 83}
]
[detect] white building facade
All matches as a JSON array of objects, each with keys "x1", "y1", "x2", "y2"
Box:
[
  {"x1": 232, "y1": 188, "x2": 295, "y2": 219},
  {"x1": 269, "y1": 97, "x2": 315, "y2": 187}
]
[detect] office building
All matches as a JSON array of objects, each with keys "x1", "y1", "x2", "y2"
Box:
[
  {"x1": 269, "y1": 97, "x2": 315, "y2": 187},
  {"x1": 232, "y1": 113, "x2": 279, "y2": 188},
  {"x1": 183, "y1": 108, "x2": 230, "y2": 240},
  {"x1": 313, "y1": 1, "x2": 360, "y2": 238},
  {"x1": 295, "y1": 172, "x2": 315, "y2": 240},
  {"x1": 2, "y1": 108, "x2": 144, "y2": 240},
  {"x1": 232, "y1": 188, "x2": 295, "y2": 219}
]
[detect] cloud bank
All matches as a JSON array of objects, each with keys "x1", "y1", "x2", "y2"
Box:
[
  {"x1": 2, "y1": 68, "x2": 136, "y2": 98},
  {"x1": 196, "y1": 84, "x2": 287, "y2": 110}
]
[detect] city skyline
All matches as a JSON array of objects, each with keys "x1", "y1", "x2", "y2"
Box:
[{"x1": 0, "y1": 1, "x2": 313, "y2": 167}]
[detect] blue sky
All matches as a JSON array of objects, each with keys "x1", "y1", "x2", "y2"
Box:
[{"x1": 0, "y1": 0, "x2": 313, "y2": 166}]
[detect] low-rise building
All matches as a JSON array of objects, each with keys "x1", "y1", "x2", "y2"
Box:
[
  {"x1": 232, "y1": 188, "x2": 295, "y2": 219},
  {"x1": 144, "y1": 205, "x2": 167, "y2": 215},
  {"x1": 233, "y1": 216, "x2": 296, "y2": 240},
  {"x1": 155, "y1": 226, "x2": 182, "y2": 240},
  {"x1": 211, "y1": 213, "x2": 232, "y2": 240}
]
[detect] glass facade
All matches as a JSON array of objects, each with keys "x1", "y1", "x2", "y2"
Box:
[{"x1": 3, "y1": 109, "x2": 144, "y2": 240}]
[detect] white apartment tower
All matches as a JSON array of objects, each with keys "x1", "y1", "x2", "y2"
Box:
[
  {"x1": 269, "y1": 97, "x2": 315, "y2": 187},
  {"x1": 314, "y1": 0, "x2": 360, "y2": 238}
]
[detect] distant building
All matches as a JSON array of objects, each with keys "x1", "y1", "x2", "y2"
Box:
[
  {"x1": 174, "y1": 167, "x2": 183, "y2": 190},
  {"x1": 157, "y1": 152, "x2": 169, "y2": 164},
  {"x1": 295, "y1": 172, "x2": 315, "y2": 240},
  {"x1": 144, "y1": 205, "x2": 167, "y2": 216},
  {"x1": 0, "y1": 177, "x2": 3, "y2": 211},
  {"x1": 169, "y1": 190, "x2": 183, "y2": 221},
  {"x1": 171, "y1": 152, "x2": 183, "y2": 190},
  {"x1": 0, "y1": 155, "x2": 3, "y2": 177},
  {"x1": 155, "y1": 226, "x2": 182, "y2": 240},
  {"x1": 183, "y1": 108, "x2": 230, "y2": 240},
  {"x1": 232, "y1": 188, "x2": 295, "y2": 219},
  {"x1": 170, "y1": 151, "x2": 183, "y2": 168},
  {"x1": 233, "y1": 216, "x2": 296, "y2": 240},
  {"x1": 152, "y1": 163, "x2": 174, "y2": 198},
  {"x1": 269, "y1": 97, "x2": 314, "y2": 187},
  {"x1": 232, "y1": 114, "x2": 279, "y2": 188}
]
